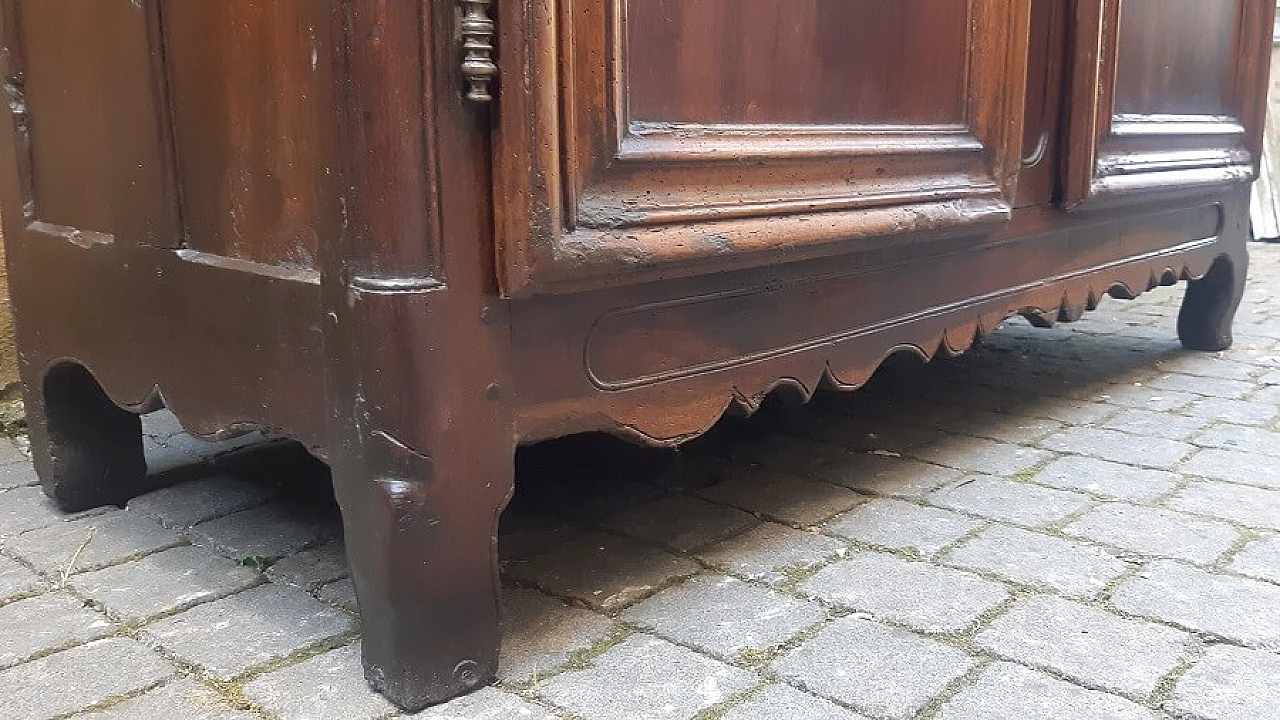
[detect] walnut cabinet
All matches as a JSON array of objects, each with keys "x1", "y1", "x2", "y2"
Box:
[{"x1": 0, "y1": 0, "x2": 1271, "y2": 710}]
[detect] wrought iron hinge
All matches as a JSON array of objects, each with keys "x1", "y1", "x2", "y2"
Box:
[{"x1": 459, "y1": 0, "x2": 498, "y2": 103}]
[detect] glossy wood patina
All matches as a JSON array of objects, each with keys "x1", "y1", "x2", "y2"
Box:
[{"x1": 0, "y1": 0, "x2": 1271, "y2": 710}]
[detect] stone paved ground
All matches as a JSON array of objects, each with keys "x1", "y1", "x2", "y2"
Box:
[{"x1": 1, "y1": 245, "x2": 1280, "y2": 719}]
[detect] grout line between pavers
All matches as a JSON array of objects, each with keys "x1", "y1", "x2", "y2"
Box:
[
  {"x1": 915, "y1": 656, "x2": 995, "y2": 720},
  {"x1": 1147, "y1": 638, "x2": 1209, "y2": 715},
  {"x1": 690, "y1": 680, "x2": 769, "y2": 720},
  {"x1": 46, "y1": 675, "x2": 177, "y2": 720}
]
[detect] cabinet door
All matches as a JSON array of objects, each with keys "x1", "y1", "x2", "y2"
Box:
[
  {"x1": 1062, "y1": 0, "x2": 1274, "y2": 207},
  {"x1": 494, "y1": 0, "x2": 1031, "y2": 296}
]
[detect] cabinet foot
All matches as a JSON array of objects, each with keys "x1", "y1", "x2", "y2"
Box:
[
  {"x1": 1178, "y1": 252, "x2": 1247, "y2": 352},
  {"x1": 27, "y1": 362, "x2": 146, "y2": 513},
  {"x1": 333, "y1": 431, "x2": 514, "y2": 711}
]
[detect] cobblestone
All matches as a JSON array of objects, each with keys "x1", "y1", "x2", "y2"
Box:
[
  {"x1": 419, "y1": 687, "x2": 557, "y2": 719},
  {"x1": 499, "y1": 588, "x2": 616, "y2": 684},
  {"x1": 1101, "y1": 408, "x2": 1211, "y2": 441},
  {"x1": 1111, "y1": 560, "x2": 1280, "y2": 648},
  {"x1": 731, "y1": 433, "x2": 849, "y2": 470},
  {"x1": 695, "y1": 522, "x2": 846, "y2": 585},
  {"x1": 263, "y1": 540, "x2": 348, "y2": 590},
  {"x1": 0, "y1": 555, "x2": 44, "y2": 599},
  {"x1": 498, "y1": 511, "x2": 577, "y2": 561},
  {"x1": 69, "y1": 545, "x2": 261, "y2": 622},
  {"x1": 907, "y1": 437, "x2": 1054, "y2": 476},
  {"x1": 1155, "y1": 354, "x2": 1259, "y2": 381},
  {"x1": 771, "y1": 616, "x2": 976, "y2": 718},
  {"x1": 1030, "y1": 456, "x2": 1178, "y2": 502},
  {"x1": 1179, "y1": 447, "x2": 1280, "y2": 490},
  {"x1": 601, "y1": 495, "x2": 757, "y2": 552},
  {"x1": 928, "y1": 476, "x2": 1091, "y2": 527},
  {"x1": 316, "y1": 577, "x2": 357, "y2": 612},
  {"x1": 0, "y1": 638, "x2": 172, "y2": 720},
  {"x1": 1182, "y1": 396, "x2": 1280, "y2": 425},
  {"x1": 1146, "y1": 373, "x2": 1255, "y2": 399},
  {"x1": 1168, "y1": 481, "x2": 1280, "y2": 530},
  {"x1": 1192, "y1": 424, "x2": 1280, "y2": 457},
  {"x1": 801, "y1": 552, "x2": 1007, "y2": 633},
  {"x1": 0, "y1": 463, "x2": 37, "y2": 492},
  {"x1": 1249, "y1": 383, "x2": 1280, "y2": 404},
  {"x1": 942, "y1": 525, "x2": 1127, "y2": 599},
  {"x1": 811, "y1": 453, "x2": 963, "y2": 498},
  {"x1": 698, "y1": 469, "x2": 865, "y2": 527},
  {"x1": 936, "y1": 662, "x2": 1154, "y2": 720},
  {"x1": 143, "y1": 584, "x2": 353, "y2": 681},
  {"x1": 127, "y1": 474, "x2": 279, "y2": 529},
  {"x1": 243, "y1": 643, "x2": 396, "y2": 720},
  {"x1": 81, "y1": 677, "x2": 257, "y2": 719},
  {"x1": 720, "y1": 683, "x2": 869, "y2": 720},
  {"x1": 1168, "y1": 644, "x2": 1280, "y2": 720},
  {"x1": 923, "y1": 408, "x2": 1065, "y2": 445},
  {"x1": 1039, "y1": 427, "x2": 1194, "y2": 469},
  {"x1": 1063, "y1": 504, "x2": 1240, "y2": 565},
  {"x1": 535, "y1": 634, "x2": 756, "y2": 720},
  {"x1": 1097, "y1": 384, "x2": 1196, "y2": 412},
  {"x1": 4, "y1": 511, "x2": 181, "y2": 576},
  {"x1": 188, "y1": 500, "x2": 337, "y2": 562},
  {"x1": 623, "y1": 574, "x2": 823, "y2": 660},
  {"x1": 1227, "y1": 535, "x2": 1280, "y2": 584},
  {"x1": 1030, "y1": 398, "x2": 1116, "y2": 425},
  {"x1": 0, "y1": 486, "x2": 97, "y2": 538},
  {"x1": 504, "y1": 531, "x2": 700, "y2": 612},
  {"x1": 822, "y1": 498, "x2": 981, "y2": 558},
  {"x1": 974, "y1": 594, "x2": 1189, "y2": 699},
  {"x1": 0, "y1": 592, "x2": 113, "y2": 669}
]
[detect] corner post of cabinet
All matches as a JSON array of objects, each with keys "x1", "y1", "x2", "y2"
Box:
[{"x1": 322, "y1": 0, "x2": 515, "y2": 710}]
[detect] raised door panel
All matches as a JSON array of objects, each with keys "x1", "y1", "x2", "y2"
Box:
[
  {"x1": 1063, "y1": 0, "x2": 1274, "y2": 207},
  {"x1": 1, "y1": 0, "x2": 179, "y2": 246},
  {"x1": 495, "y1": 0, "x2": 1032, "y2": 296}
]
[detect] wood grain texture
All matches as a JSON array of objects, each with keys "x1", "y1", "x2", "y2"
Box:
[
  {"x1": 164, "y1": 0, "x2": 341, "y2": 270},
  {"x1": 511, "y1": 195, "x2": 1244, "y2": 445},
  {"x1": 0, "y1": 0, "x2": 1268, "y2": 711},
  {"x1": 495, "y1": 0, "x2": 1033, "y2": 296},
  {"x1": 626, "y1": 0, "x2": 969, "y2": 125},
  {"x1": 1113, "y1": 0, "x2": 1238, "y2": 116},
  {"x1": 7, "y1": 0, "x2": 178, "y2": 245},
  {"x1": 1062, "y1": 0, "x2": 1274, "y2": 207},
  {"x1": 322, "y1": 0, "x2": 514, "y2": 709}
]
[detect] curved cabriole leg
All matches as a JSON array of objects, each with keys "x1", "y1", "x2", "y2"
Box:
[
  {"x1": 1178, "y1": 252, "x2": 1247, "y2": 352},
  {"x1": 26, "y1": 362, "x2": 146, "y2": 513},
  {"x1": 332, "y1": 430, "x2": 514, "y2": 711}
]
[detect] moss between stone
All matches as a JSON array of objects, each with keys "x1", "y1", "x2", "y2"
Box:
[
  {"x1": 0, "y1": 391, "x2": 24, "y2": 440},
  {"x1": 236, "y1": 556, "x2": 274, "y2": 572},
  {"x1": 554, "y1": 628, "x2": 631, "y2": 673}
]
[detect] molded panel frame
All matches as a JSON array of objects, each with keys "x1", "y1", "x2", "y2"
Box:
[
  {"x1": 495, "y1": 0, "x2": 1033, "y2": 297},
  {"x1": 1062, "y1": 0, "x2": 1275, "y2": 208},
  {"x1": 0, "y1": 0, "x2": 181, "y2": 248}
]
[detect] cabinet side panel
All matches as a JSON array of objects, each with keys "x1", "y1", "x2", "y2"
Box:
[
  {"x1": 164, "y1": 0, "x2": 341, "y2": 271},
  {"x1": 17, "y1": 0, "x2": 178, "y2": 244}
]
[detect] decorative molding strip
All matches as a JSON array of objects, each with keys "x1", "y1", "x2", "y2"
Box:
[
  {"x1": 459, "y1": 0, "x2": 498, "y2": 103},
  {"x1": 575, "y1": 244, "x2": 1225, "y2": 451},
  {"x1": 176, "y1": 249, "x2": 320, "y2": 285},
  {"x1": 350, "y1": 275, "x2": 445, "y2": 294},
  {"x1": 584, "y1": 203, "x2": 1225, "y2": 391}
]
